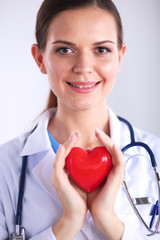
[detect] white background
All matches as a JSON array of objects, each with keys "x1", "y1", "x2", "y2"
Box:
[{"x1": 0, "y1": 0, "x2": 160, "y2": 144}]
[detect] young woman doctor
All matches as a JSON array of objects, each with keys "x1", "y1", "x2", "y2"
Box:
[{"x1": 0, "y1": 0, "x2": 160, "y2": 239}]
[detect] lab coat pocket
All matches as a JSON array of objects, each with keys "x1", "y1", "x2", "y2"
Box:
[{"x1": 120, "y1": 214, "x2": 160, "y2": 240}]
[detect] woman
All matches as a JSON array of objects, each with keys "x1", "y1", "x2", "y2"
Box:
[{"x1": 0, "y1": 0, "x2": 160, "y2": 239}]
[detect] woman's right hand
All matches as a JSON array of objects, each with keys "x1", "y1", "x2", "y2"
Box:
[{"x1": 51, "y1": 131, "x2": 87, "y2": 239}]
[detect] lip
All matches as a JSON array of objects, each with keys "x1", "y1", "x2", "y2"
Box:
[
  {"x1": 67, "y1": 81, "x2": 98, "y2": 86},
  {"x1": 66, "y1": 81, "x2": 101, "y2": 93}
]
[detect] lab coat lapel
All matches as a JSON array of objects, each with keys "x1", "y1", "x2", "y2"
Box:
[
  {"x1": 108, "y1": 107, "x2": 131, "y2": 150},
  {"x1": 33, "y1": 151, "x2": 94, "y2": 239},
  {"x1": 20, "y1": 108, "x2": 57, "y2": 156},
  {"x1": 32, "y1": 150, "x2": 63, "y2": 208},
  {"x1": 108, "y1": 107, "x2": 131, "y2": 213},
  {"x1": 20, "y1": 108, "x2": 62, "y2": 206}
]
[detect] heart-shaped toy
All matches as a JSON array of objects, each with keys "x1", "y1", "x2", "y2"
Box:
[{"x1": 65, "y1": 146, "x2": 112, "y2": 193}]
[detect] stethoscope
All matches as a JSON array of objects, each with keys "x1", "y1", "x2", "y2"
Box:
[
  {"x1": 118, "y1": 116, "x2": 160, "y2": 236},
  {"x1": 10, "y1": 117, "x2": 160, "y2": 239}
]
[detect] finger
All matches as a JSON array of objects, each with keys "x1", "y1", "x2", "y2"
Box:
[
  {"x1": 101, "y1": 146, "x2": 125, "y2": 196},
  {"x1": 52, "y1": 143, "x2": 74, "y2": 190},
  {"x1": 54, "y1": 131, "x2": 81, "y2": 171},
  {"x1": 95, "y1": 128, "x2": 114, "y2": 153},
  {"x1": 54, "y1": 144, "x2": 66, "y2": 169},
  {"x1": 63, "y1": 130, "x2": 81, "y2": 157},
  {"x1": 95, "y1": 128, "x2": 125, "y2": 167},
  {"x1": 111, "y1": 144, "x2": 125, "y2": 167},
  {"x1": 52, "y1": 144, "x2": 66, "y2": 186}
]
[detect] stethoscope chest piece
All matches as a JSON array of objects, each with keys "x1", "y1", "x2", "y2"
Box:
[{"x1": 10, "y1": 226, "x2": 25, "y2": 240}]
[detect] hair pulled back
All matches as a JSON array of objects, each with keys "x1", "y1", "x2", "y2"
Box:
[{"x1": 35, "y1": 0, "x2": 123, "y2": 109}]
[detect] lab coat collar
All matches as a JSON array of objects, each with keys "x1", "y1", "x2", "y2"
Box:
[
  {"x1": 20, "y1": 106, "x2": 130, "y2": 156},
  {"x1": 20, "y1": 108, "x2": 57, "y2": 156},
  {"x1": 108, "y1": 107, "x2": 121, "y2": 147},
  {"x1": 21, "y1": 105, "x2": 125, "y2": 164},
  {"x1": 108, "y1": 107, "x2": 130, "y2": 150}
]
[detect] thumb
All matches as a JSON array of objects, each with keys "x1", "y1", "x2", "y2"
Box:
[{"x1": 55, "y1": 130, "x2": 81, "y2": 169}]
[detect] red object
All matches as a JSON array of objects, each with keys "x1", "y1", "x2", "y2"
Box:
[{"x1": 65, "y1": 146, "x2": 112, "y2": 193}]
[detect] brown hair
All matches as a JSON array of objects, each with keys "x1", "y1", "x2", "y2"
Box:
[{"x1": 35, "y1": 0, "x2": 123, "y2": 109}]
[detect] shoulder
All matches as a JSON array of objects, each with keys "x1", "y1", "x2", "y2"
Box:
[
  {"x1": 133, "y1": 127, "x2": 160, "y2": 168},
  {"x1": 134, "y1": 127, "x2": 160, "y2": 150},
  {"x1": 0, "y1": 132, "x2": 29, "y2": 171}
]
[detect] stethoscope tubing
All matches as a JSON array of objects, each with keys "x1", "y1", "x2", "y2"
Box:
[
  {"x1": 121, "y1": 142, "x2": 157, "y2": 168},
  {"x1": 118, "y1": 116, "x2": 157, "y2": 168},
  {"x1": 15, "y1": 155, "x2": 28, "y2": 234},
  {"x1": 15, "y1": 126, "x2": 37, "y2": 235}
]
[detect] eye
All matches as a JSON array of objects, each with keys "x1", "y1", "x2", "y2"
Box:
[
  {"x1": 95, "y1": 47, "x2": 111, "y2": 54},
  {"x1": 55, "y1": 47, "x2": 73, "y2": 55}
]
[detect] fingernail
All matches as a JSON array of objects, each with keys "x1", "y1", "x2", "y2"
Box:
[
  {"x1": 69, "y1": 130, "x2": 80, "y2": 141},
  {"x1": 69, "y1": 132, "x2": 74, "y2": 141},
  {"x1": 95, "y1": 128, "x2": 105, "y2": 138}
]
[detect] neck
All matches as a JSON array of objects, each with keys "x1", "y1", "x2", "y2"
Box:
[{"x1": 48, "y1": 101, "x2": 110, "y2": 149}]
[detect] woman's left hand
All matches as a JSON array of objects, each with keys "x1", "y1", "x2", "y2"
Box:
[{"x1": 87, "y1": 128, "x2": 125, "y2": 240}]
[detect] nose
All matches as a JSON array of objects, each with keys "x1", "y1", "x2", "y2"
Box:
[{"x1": 73, "y1": 52, "x2": 93, "y2": 74}]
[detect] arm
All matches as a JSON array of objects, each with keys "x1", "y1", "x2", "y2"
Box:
[
  {"x1": 51, "y1": 131, "x2": 87, "y2": 240},
  {"x1": 88, "y1": 129, "x2": 125, "y2": 240}
]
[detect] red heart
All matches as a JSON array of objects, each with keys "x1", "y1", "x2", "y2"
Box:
[{"x1": 65, "y1": 146, "x2": 112, "y2": 193}]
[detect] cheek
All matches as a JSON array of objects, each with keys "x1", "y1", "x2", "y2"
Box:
[
  {"x1": 46, "y1": 60, "x2": 73, "y2": 97},
  {"x1": 46, "y1": 60, "x2": 70, "y2": 85},
  {"x1": 98, "y1": 59, "x2": 118, "y2": 82}
]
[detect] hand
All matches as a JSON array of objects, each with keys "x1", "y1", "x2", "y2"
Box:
[
  {"x1": 87, "y1": 128, "x2": 125, "y2": 239},
  {"x1": 51, "y1": 131, "x2": 87, "y2": 239}
]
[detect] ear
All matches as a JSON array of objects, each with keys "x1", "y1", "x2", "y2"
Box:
[
  {"x1": 117, "y1": 43, "x2": 127, "y2": 73},
  {"x1": 31, "y1": 44, "x2": 47, "y2": 74}
]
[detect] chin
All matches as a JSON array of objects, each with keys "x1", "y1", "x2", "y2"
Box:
[{"x1": 70, "y1": 101, "x2": 97, "y2": 112}]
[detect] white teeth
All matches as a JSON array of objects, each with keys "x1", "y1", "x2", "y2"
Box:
[{"x1": 70, "y1": 83, "x2": 95, "y2": 88}]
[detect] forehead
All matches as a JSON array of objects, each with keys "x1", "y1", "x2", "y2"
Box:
[{"x1": 47, "y1": 6, "x2": 117, "y2": 44}]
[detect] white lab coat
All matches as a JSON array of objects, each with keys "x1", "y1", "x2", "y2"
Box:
[{"x1": 0, "y1": 107, "x2": 160, "y2": 240}]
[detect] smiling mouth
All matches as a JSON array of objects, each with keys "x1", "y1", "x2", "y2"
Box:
[{"x1": 67, "y1": 81, "x2": 101, "y2": 89}]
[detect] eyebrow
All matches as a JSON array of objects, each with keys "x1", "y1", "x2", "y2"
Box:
[{"x1": 51, "y1": 40, "x2": 115, "y2": 46}]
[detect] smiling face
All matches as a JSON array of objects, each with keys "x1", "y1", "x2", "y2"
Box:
[{"x1": 33, "y1": 6, "x2": 126, "y2": 111}]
